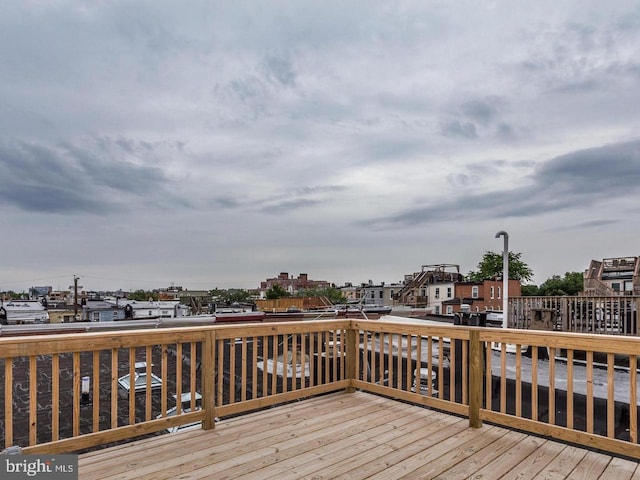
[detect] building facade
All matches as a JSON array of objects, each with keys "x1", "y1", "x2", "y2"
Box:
[
  {"x1": 443, "y1": 279, "x2": 522, "y2": 314},
  {"x1": 260, "y1": 272, "x2": 331, "y2": 295},
  {"x1": 584, "y1": 257, "x2": 640, "y2": 296}
]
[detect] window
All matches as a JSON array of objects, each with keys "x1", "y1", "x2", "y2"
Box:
[
  {"x1": 471, "y1": 286, "x2": 479, "y2": 298},
  {"x1": 92, "y1": 312, "x2": 100, "y2": 322},
  {"x1": 435, "y1": 288, "x2": 440, "y2": 299},
  {"x1": 490, "y1": 286, "x2": 495, "y2": 299},
  {"x1": 497, "y1": 287, "x2": 501, "y2": 299},
  {"x1": 379, "y1": 291, "x2": 383, "y2": 299},
  {"x1": 447, "y1": 287, "x2": 452, "y2": 298},
  {"x1": 112, "y1": 311, "x2": 118, "y2": 318},
  {"x1": 446, "y1": 306, "x2": 453, "y2": 314},
  {"x1": 434, "y1": 306, "x2": 440, "y2": 315}
]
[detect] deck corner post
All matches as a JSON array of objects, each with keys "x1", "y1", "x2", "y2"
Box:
[
  {"x1": 345, "y1": 327, "x2": 357, "y2": 393},
  {"x1": 469, "y1": 329, "x2": 482, "y2": 428},
  {"x1": 202, "y1": 329, "x2": 216, "y2": 430}
]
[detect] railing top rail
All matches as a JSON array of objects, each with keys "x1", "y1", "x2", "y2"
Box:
[
  {"x1": 351, "y1": 319, "x2": 471, "y2": 339},
  {"x1": 0, "y1": 319, "x2": 354, "y2": 357}
]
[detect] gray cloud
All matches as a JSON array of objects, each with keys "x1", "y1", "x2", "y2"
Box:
[
  {"x1": 366, "y1": 139, "x2": 640, "y2": 228},
  {"x1": 261, "y1": 198, "x2": 320, "y2": 214},
  {"x1": 440, "y1": 120, "x2": 477, "y2": 139},
  {"x1": 0, "y1": 139, "x2": 176, "y2": 214},
  {"x1": 461, "y1": 99, "x2": 499, "y2": 125}
]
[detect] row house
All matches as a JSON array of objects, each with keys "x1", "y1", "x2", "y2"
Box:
[
  {"x1": 584, "y1": 257, "x2": 640, "y2": 296},
  {"x1": 443, "y1": 279, "x2": 522, "y2": 315},
  {"x1": 82, "y1": 299, "x2": 190, "y2": 322},
  {"x1": 393, "y1": 264, "x2": 463, "y2": 311},
  {"x1": 359, "y1": 280, "x2": 403, "y2": 306},
  {"x1": 394, "y1": 264, "x2": 522, "y2": 316}
]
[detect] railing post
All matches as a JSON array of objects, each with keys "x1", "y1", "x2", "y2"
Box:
[
  {"x1": 202, "y1": 329, "x2": 216, "y2": 430},
  {"x1": 468, "y1": 329, "x2": 482, "y2": 428},
  {"x1": 346, "y1": 326, "x2": 357, "y2": 393}
]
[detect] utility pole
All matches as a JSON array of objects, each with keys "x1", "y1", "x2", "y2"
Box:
[{"x1": 73, "y1": 275, "x2": 80, "y2": 320}]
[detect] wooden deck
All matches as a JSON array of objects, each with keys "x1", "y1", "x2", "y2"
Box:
[{"x1": 79, "y1": 391, "x2": 640, "y2": 480}]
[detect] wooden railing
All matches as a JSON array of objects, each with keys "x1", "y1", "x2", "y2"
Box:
[{"x1": 2, "y1": 319, "x2": 640, "y2": 460}]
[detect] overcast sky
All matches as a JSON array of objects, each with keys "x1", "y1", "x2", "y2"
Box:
[{"x1": 1, "y1": 1, "x2": 640, "y2": 292}]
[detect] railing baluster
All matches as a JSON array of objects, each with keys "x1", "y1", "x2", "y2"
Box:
[
  {"x1": 73, "y1": 352, "x2": 81, "y2": 437},
  {"x1": 500, "y1": 343, "x2": 506, "y2": 414},
  {"x1": 270, "y1": 335, "x2": 277, "y2": 395},
  {"x1": 176, "y1": 343, "x2": 183, "y2": 415},
  {"x1": 190, "y1": 342, "x2": 196, "y2": 412},
  {"x1": 387, "y1": 333, "x2": 394, "y2": 388},
  {"x1": 161, "y1": 344, "x2": 168, "y2": 416},
  {"x1": 438, "y1": 337, "x2": 444, "y2": 399},
  {"x1": 462, "y1": 339, "x2": 468, "y2": 405},
  {"x1": 587, "y1": 351, "x2": 594, "y2": 433},
  {"x1": 531, "y1": 346, "x2": 538, "y2": 421},
  {"x1": 549, "y1": 347, "x2": 556, "y2": 426},
  {"x1": 29, "y1": 355, "x2": 37, "y2": 445},
  {"x1": 282, "y1": 334, "x2": 288, "y2": 394},
  {"x1": 111, "y1": 348, "x2": 117, "y2": 429},
  {"x1": 404, "y1": 334, "x2": 411, "y2": 392},
  {"x1": 217, "y1": 338, "x2": 224, "y2": 405},
  {"x1": 145, "y1": 346, "x2": 152, "y2": 421},
  {"x1": 129, "y1": 348, "x2": 136, "y2": 425},
  {"x1": 608, "y1": 352, "x2": 615, "y2": 438},
  {"x1": 52, "y1": 354, "x2": 59, "y2": 441},
  {"x1": 262, "y1": 335, "x2": 269, "y2": 392},
  {"x1": 484, "y1": 341, "x2": 491, "y2": 408},
  {"x1": 567, "y1": 349, "x2": 574, "y2": 430},
  {"x1": 341, "y1": 328, "x2": 346, "y2": 381},
  {"x1": 515, "y1": 344, "x2": 521, "y2": 417},
  {"x1": 449, "y1": 338, "x2": 456, "y2": 402},
  {"x1": 4, "y1": 357, "x2": 13, "y2": 448},
  {"x1": 252, "y1": 336, "x2": 258, "y2": 398},
  {"x1": 328, "y1": 330, "x2": 334, "y2": 383},
  {"x1": 630, "y1": 355, "x2": 638, "y2": 443},
  {"x1": 92, "y1": 350, "x2": 100, "y2": 431},
  {"x1": 370, "y1": 332, "x2": 376, "y2": 384},
  {"x1": 229, "y1": 339, "x2": 236, "y2": 402},
  {"x1": 241, "y1": 337, "x2": 248, "y2": 400}
]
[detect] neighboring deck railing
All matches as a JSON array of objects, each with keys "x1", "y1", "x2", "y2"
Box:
[
  {"x1": 510, "y1": 296, "x2": 640, "y2": 335},
  {"x1": 1, "y1": 319, "x2": 640, "y2": 460}
]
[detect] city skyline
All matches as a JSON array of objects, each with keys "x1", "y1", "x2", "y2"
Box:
[{"x1": 1, "y1": 2, "x2": 639, "y2": 292}]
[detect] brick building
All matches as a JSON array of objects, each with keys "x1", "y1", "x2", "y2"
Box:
[
  {"x1": 443, "y1": 279, "x2": 521, "y2": 315},
  {"x1": 260, "y1": 272, "x2": 331, "y2": 295}
]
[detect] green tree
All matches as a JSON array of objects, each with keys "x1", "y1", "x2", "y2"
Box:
[
  {"x1": 520, "y1": 284, "x2": 539, "y2": 296},
  {"x1": 1, "y1": 290, "x2": 25, "y2": 300},
  {"x1": 467, "y1": 251, "x2": 533, "y2": 282},
  {"x1": 128, "y1": 290, "x2": 158, "y2": 301},
  {"x1": 265, "y1": 285, "x2": 290, "y2": 299},
  {"x1": 297, "y1": 287, "x2": 347, "y2": 304},
  {"x1": 537, "y1": 272, "x2": 583, "y2": 296}
]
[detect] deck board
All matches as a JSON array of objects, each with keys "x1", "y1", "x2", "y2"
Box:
[{"x1": 78, "y1": 391, "x2": 640, "y2": 480}]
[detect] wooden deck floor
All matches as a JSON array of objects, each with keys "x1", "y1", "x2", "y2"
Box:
[{"x1": 79, "y1": 391, "x2": 640, "y2": 480}]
